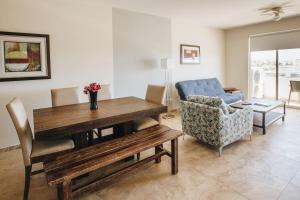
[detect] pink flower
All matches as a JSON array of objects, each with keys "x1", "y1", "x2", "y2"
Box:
[{"x1": 83, "y1": 83, "x2": 101, "y2": 94}]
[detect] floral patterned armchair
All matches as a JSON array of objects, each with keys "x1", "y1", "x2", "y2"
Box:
[{"x1": 180, "y1": 96, "x2": 253, "y2": 156}]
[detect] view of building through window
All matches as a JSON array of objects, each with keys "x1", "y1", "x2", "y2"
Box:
[{"x1": 250, "y1": 48, "x2": 300, "y2": 106}]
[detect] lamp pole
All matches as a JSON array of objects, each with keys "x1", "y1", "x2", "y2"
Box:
[{"x1": 161, "y1": 58, "x2": 175, "y2": 119}]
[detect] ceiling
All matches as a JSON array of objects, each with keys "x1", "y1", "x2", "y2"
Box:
[{"x1": 107, "y1": 0, "x2": 300, "y2": 29}]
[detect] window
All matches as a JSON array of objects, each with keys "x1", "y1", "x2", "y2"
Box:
[{"x1": 250, "y1": 48, "x2": 300, "y2": 106}]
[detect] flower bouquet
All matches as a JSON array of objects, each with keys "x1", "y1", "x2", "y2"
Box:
[{"x1": 84, "y1": 83, "x2": 101, "y2": 110}]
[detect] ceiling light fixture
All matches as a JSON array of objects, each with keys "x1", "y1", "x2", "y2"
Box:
[{"x1": 258, "y1": 1, "x2": 294, "y2": 22}]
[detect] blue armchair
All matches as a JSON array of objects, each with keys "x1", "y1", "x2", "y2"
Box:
[
  {"x1": 180, "y1": 96, "x2": 253, "y2": 156},
  {"x1": 175, "y1": 78, "x2": 243, "y2": 104}
]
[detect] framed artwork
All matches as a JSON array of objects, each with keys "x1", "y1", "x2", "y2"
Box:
[
  {"x1": 0, "y1": 31, "x2": 51, "y2": 82},
  {"x1": 180, "y1": 44, "x2": 200, "y2": 64}
]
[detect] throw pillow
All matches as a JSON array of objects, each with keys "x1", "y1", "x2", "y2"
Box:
[{"x1": 187, "y1": 95, "x2": 230, "y2": 115}]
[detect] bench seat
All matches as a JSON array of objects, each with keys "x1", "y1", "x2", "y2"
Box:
[{"x1": 44, "y1": 125, "x2": 182, "y2": 200}]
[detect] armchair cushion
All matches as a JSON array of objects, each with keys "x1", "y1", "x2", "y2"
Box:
[{"x1": 187, "y1": 95, "x2": 231, "y2": 115}]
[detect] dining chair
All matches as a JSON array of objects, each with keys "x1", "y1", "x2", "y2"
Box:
[
  {"x1": 51, "y1": 87, "x2": 80, "y2": 107},
  {"x1": 134, "y1": 84, "x2": 165, "y2": 160},
  {"x1": 6, "y1": 98, "x2": 74, "y2": 200},
  {"x1": 98, "y1": 84, "x2": 112, "y2": 101},
  {"x1": 288, "y1": 80, "x2": 300, "y2": 104},
  {"x1": 51, "y1": 86, "x2": 85, "y2": 145},
  {"x1": 134, "y1": 84, "x2": 166, "y2": 131}
]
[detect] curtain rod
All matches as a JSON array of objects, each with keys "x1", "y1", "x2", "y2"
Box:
[{"x1": 249, "y1": 27, "x2": 300, "y2": 38}]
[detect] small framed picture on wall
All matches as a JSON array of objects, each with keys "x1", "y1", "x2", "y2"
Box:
[
  {"x1": 0, "y1": 31, "x2": 51, "y2": 82},
  {"x1": 180, "y1": 44, "x2": 200, "y2": 64}
]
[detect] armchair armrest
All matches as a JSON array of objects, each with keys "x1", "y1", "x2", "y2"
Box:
[
  {"x1": 227, "y1": 106, "x2": 253, "y2": 119},
  {"x1": 219, "y1": 106, "x2": 253, "y2": 146},
  {"x1": 180, "y1": 101, "x2": 223, "y2": 146}
]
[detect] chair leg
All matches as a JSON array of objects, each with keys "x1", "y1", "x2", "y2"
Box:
[
  {"x1": 24, "y1": 165, "x2": 32, "y2": 200},
  {"x1": 136, "y1": 152, "x2": 141, "y2": 160},
  {"x1": 87, "y1": 131, "x2": 94, "y2": 145},
  {"x1": 218, "y1": 147, "x2": 223, "y2": 157},
  {"x1": 171, "y1": 139, "x2": 178, "y2": 175},
  {"x1": 288, "y1": 89, "x2": 292, "y2": 104},
  {"x1": 96, "y1": 128, "x2": 103, "y2": 138}
]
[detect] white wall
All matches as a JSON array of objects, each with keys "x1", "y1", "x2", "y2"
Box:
[
  {"x1": 171, "y1": 20, "x2": 226, "y2": 109},
  {"x1": 0, "y1": 0, "x2": 114, "y2": 148},
  {"x1": 112, "y1": 12, "x2": 226, "y2": 108},
  {"x1": 225, "y1": 16, "x2": 300, "y2": 97},
  {"x1": 113, "y1": 8, "x2": 171, "y2": 98},
  {"x1": 0, "y1": 1, "x2": 227, "y2": 149}
]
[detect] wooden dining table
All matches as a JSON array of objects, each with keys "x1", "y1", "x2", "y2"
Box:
[{"x1": 34, "y1": 96, "x2": 168, "y2": 148}]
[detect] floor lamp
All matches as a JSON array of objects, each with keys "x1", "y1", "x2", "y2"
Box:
[{"x1": 161, "y1": 58, "x2": 175, "y2": 119}]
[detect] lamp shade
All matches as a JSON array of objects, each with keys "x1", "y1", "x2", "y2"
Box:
[{"x1": 161, "y1": 58, "x2": 173, "y2": 69}]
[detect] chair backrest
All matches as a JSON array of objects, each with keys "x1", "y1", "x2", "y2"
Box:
[
  {"x1": 290, "y1": 80, "x2": 300, "y2": 92},
  {"x1": 145, "y1": 84, "x2": 166, "y2": 104},
  {"x1": 51, "y1": 87, "x2": 80, "y2": 107},
  {"x1": 6, "y1": 98, "x2": 33, "y2": 167},
  {"x1": 98, "y1": 84, "x2": 112, "y2": 100}
]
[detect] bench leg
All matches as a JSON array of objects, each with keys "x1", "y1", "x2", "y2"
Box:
[
  {"x1": 155, "y1": 144, "x2": 163, "y2": 163},
  {"x1": 57, "y1": 184, "x2": 63, "y2": 200},
  {"x1": 57, "y1": 181, "x2": 72, "y2": 200},
  {"x1": 114, "y1": 122, "x2": 135, "y2": 161},
  {"x1": 171, "y1": 138, "x2": 178, "y2": 175}
]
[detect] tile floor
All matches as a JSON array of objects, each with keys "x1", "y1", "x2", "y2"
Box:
[{"x1": 1, "y1": 109, "x2": 300, "y2": 200}]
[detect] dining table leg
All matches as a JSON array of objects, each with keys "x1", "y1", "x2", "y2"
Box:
[
  {"x1": 113, "y1": 121, "x2": 134, "y2": 161},
  {"x1": 113, "y1": 121, "x2": 133, "y2": 138},
  {"x1": 73, "y1": 132, "x2": 88, "y2": 149}
]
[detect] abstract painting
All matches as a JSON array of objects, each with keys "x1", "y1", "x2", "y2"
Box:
[
  {"x1": 0, "y1": 32, "x2": 51, "y2": 81},
  {"x1": 180, "y1": 44, "x2": 200, "y2": 64}
]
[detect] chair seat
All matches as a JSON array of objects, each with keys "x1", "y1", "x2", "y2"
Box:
[
  {"x1": 31, "y1": 138, "x2": 74, "y2": 158},
  {"x1": 134, "y1": 117, "x2": 159, "y2": 131}
]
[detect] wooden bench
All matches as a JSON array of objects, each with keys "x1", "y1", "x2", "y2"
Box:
[{"x1": 44, "y1": 125, "x2": 183, "y2": 200}]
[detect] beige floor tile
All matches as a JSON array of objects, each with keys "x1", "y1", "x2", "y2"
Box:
[
  {"x1": 1, "y1": 108, "x2": 300, "y2": 200},
  {"x1": 278, "y1": 183, "x2": 300, "y2": 200},
  {"x1": 291, "y1": 169, "x2": 300, "y2": 188}
]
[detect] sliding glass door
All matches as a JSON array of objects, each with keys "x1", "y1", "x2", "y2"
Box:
[
  {"x1": 250, "y1": 50, "x2": 276, "y2": 99},
  {"x1": 250, "y1": 48, "x2": 300, "y2": 106},
  {"x1": 278, "y1": 48, "x2": 300, "y2": 105}
]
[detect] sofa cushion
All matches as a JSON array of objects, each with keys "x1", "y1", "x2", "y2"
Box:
[
  {"x1": 219, "y1": 93, "x2": 243, "y2": 104},
  {"x1": 187, "y1": 95, "x2": 230, "y2": 115},
  {"x1": 175, "y1": 78, "x2": 225, "y2": 101},
  {"x1": 175, "y1": 78, "x2": 243, "y2": 104}
]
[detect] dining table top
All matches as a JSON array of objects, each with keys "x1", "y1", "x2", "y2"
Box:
[{"x1": 34, "y1": 96, "x2": 167, "y2": 139}]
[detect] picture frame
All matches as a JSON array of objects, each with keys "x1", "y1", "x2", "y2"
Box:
[
  {"x1": 0, "y1": 31, "x2": 51, "y2": 82},
  {"x1": 180, "y1": 44, "x2": 200, "y2": 64}
]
